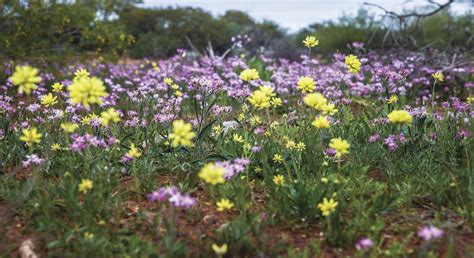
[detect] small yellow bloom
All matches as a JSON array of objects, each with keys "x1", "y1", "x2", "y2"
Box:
[
  {"x1": 387, "y1": 95, "x2": 399, "y2": 104},
  {"x1": 171, "y1": 84, "x2": 179, "y2": 90},
  {"x1": 329, "y1": 138, "x2": 350, "y2": 158},
  {"x1": 79, "y1": 179, "x2": 93, "y2": 194},
  {"x1": 317, "y1": 197, "x2": 338, "y2": 216},
  {"x1": 248, "y1": 90, "x2": 271, "y2": 109},
  {"x1": 304, "y1": 92, "x2": 327, "y2": 110},
  {"x1": 164, "y1": 77, "x2": 173, "y2": 85},
  {"x1": 432, "y1": 72, "x2": 444, "y2": 82},
  {"x1": 216, "y1": 198, "x2": 234, "y2": 211},
  {"x1": 100, "y1": 108, "x2": 120, "y2": 126},
  {"x1": 303, "y1": 36, "x2": 319, "y2": 48},
  {"x1": 51, "y1": 143, "x2": 61, "y2": 151},
  {"x1": 68, "y1": 77, "x2": 108, "y2": 107},
  {"x1": 52, "y1": 82, "x2": 64, "y2": 93},
  {"x1": 273, "y1": 175, "x2": 284, "y2": 186},
  {"x1": 345, "y1": 54, "x2": 362, "y2": 74},
  {"x1": 321, "y1": 103, "x2": 338, "y2": 115},
  {"x1": 198, "y1": 163, "x2": 225, "y2": 185},
  {"x1": 169, "y1": 119, "x2": 196, "y2": 147},
  {"x1": 127, "y1": 144, "x2": 142, "y2": 158},
  {"x1": 212, "y1": 243, "x2": 228, "y2": 256},
  {"x1": 74, "y1": 69, "x2": 90, "y2": 80},
  {"x1": 174, "y1": 90, "x2": 183, "y2": 97},
  {"x1": 240, "y1": 68, "x2": 260, "y2": 81},
  {"x1": 41, "y1": 93, "x2": 58, "y2": 107},
  {"x1": 270, "y1": 97, "x2": 282, "y2": 107},
  {"x1": 250, "y1": 115, "x2": 261, "y2": 126},
  {"x1": 60, "y1": 122, "x2": 79, "y2": 133},
  {"x1": 297, "y1": 76, "x2": 316, "y2": 93},
  {"x1": 9, "y1": 65, "x2": 42, "y2": 95},
  {"x1": 312, "y1": 116, "x2": 330, "y2": 129},
  {"x1": 233, "y1": 133, "x2": 244, "y2": 143},
  {"x1": 273, "y1": 154, "x2": 283, "y2": 163},
  {"x1": 213, "y1": 124, "x2": 222, "y2": 134},
  {"x1": 387, "y1": 110, "x2": 413, "y2": 124},
  {"x1": 296, "y1": 142, "x2": 306, "y2": 151},
  {"x1": 20, "y1": 127, "x2": 42, "y2": 145},
  {"x1": 321, "y1": 177, "x2": 329, "y2": 184}
]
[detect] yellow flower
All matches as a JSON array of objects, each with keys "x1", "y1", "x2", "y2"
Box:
[
  {"x1": 68, "y1": 77, "x2": 108, "y2": 107},
  {"x1": 240, "y1": 68, "x2": 260, "y2": 81},
  {"x1": 9, "y1": 65, "x2": 42, "y2": 95},
  {"x1": 270, "y1": 97, "x2": 282, "y2": 107},
  {"x1": 248, "y1": 90, "x2": 271, "y2": 109},
  {"x1": 317, "y1": 197, "x2": 338, "y2": 216},
  {"x1": 387, "y1": 95, "x2": 399, "y2": 104},
  {"x1": 212, "y1": 243, "x2": 228, "y2": 256},
  {"x1": 233, "y1": 133, "x2": 244, "y2": 143},
  {"x1": 297, "y1": 76, "x2": 316, "y2": 93},
  {"x1": 164, "y1": 77, "x2": 173, "y2": 85},
  {"x1": 345, "y1": 54, "x2": 362, "y2": 74},
  {"x1": 312, "y1": 116, "x2": 330, "y2": 129},
  {"x1": 286, "y1": 139, "x2": 296, "y2": 149},
  {"x1": 321, "y1": 103, "x2": 338, "y2": 115},
  {"x1": 171, "y1": 84, "x2": 179, "y2": 90},
  {"x1": 303, "y1": 36, "x2": 319, "y2": 48},
  {"x1": 100, "y1": 108, "x2": 120, "y2": 126},
  {"x1": 169, "y1": 120, "x2": 196, "y2": 147},
  {"x1": 321, "y1": 177, "x2": 329, "y2": 184},
  {"x1": 19, "y1": 127, "x2": 42, "y2": 145},
  {"x1": 51, "y1": 143, "x2": 61, "y2": 151},
  {"x1": 432, "y1": 72, "x2": 444, "y2": 82},
  {"x1": 258, "y1": 86, "x2": 276, "y2": 98},
  {"x1": 60, "y1": 122, "x2": 79, "y2": 133},
  {"x1": 273, "y1": 154, "x2": 283, "y2": 163},
  {"x1": 41, "y1": 93, "x2": 58, "y2": 107},
  {"x1": 198, "y1": 163, "x2": 225, "y2": 185},
  {"x1": 296, "y1": 142, "x2": 306, "y2": 151},
  {"x1": 216, "y1": 198, "x2": 234, "y2": 211},
  {"x1": 78, "y1": 179, "x2": 93, "y2": 194},
  {"x1": 329, "y1": 138, "x2": 350, "y2": 158},
  {"x1": 74, "y1": 69, "x2": 90, "y2": 80},
  {"x1": 387, "y1": 110, "x2": 413, "y2": 124},
  {"x1": 467, "y1": 96, "x2": 474, "y2": 104},
  {"x1": 304, "y1": 92, "x2": 327, "y2": 110},
  {"x1": 174, "y1": 90, "x2": 183, "y2": 97},
  {"x1": 273, "y1": 175, "x2": 284, "y2": 186},
  {"x1": 127, "y1": 144, "x2": 142, "y2": 158},
  {"x1": 52, "y1": 82, "x2": 64, "y2": 93},
  {"x1": 213, "y1": 124, "x2": 222, "y2": 134}
]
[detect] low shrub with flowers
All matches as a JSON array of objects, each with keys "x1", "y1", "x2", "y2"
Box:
[{"x1": 0, "y1": 36, "x2": 472, "y2": 257}]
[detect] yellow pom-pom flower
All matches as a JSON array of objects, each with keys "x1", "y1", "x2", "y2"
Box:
[
  {"x1": 52, "y1": 82, "x2": 64, "y2": 93},
  {"x1": 41, "y1": 93, "x2": 58, "y2": 107},
  {"x1": 239, "y1": 68, "x2": 260, "y2": 81},
  {"x1": 212, "y1": 243, "x2": 228, "y2": 256},
  {"x1": 78, "y1": 179, "x2": 93, "y2": 194},
  {"x1": 68, "y1": 77, "x2": 108, "y2": 107},
  {"x1": 317, "y1": 197, "x2": 338, "y2": 216},
  {"x1": 303, "y1": 36, "x2": 319, "y2": 48},
  {"x1": 100, "y1": 108, "x2": 120, "y2": 126},
  {"x1": 329, "y1": 138, "x2": 350, "y2": 158},
  {"x1": 432, "y1": 72, "x2": 444, "y2": 82},
  {"x1": 198, "y1": 163, "x2": 225, "y2": 185},
  {"x1": 9, "y1": 65, "x2": 42, "y2": 95},
  {"x1": 19, "y1": 127, "x2": 42, "y2": 146},
  {"x1": 345, "y1": 54, "x2": 362, "y2": 74},
  {"x1": 60, "y1": 122, "x2": 79, "y2": 133},
  {"x1": 273, "y1": 175, "x2": 284, "y2": 186},
  {"x1": 304, "y1": 92, "x2": 327, "y2": 110},
  {"x1": 387, "y1": 110, "x2": 413, "y2": 124},
  {"x1": 216, "y1": 198, "x2": 234, "y2": 211},
  {"x1": 248, "y1": 90, "x2": 271, "y2": 109},
  {"x1": 312, "y1": 116, "x2": 330, "y2": 129},
  {"x1": 169, "y1": 119, "x2": 196, "y2": 147},
  {"x1": 127, "y1": 143, "x2": 142, "y2": 158},
  {"x1": 297, "y1": 76, "x2": 316, "y2": 93},
  {"x1": 387, "y1": 95, "x2": 399, "y2": 104}
]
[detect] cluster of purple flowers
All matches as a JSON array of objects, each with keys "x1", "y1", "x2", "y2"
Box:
[
  {"x1": 22, "y1": 154, "x2": 45, "y2": 168},
  {"x1": 148, "y1": 186, "x2": 196, "y2": 209},
  {"x1": 70, "y1": 134, "x2": 116, "y2": 152},
  {"x1": 418, "y1": 225, "x2": 443, "y2": 241},
  {"x1": 215, "y1": 158, "x2": 251, "y2": 180},
  {"x1": 368, "y1": 133, "x2": 408, "y2": 151}
]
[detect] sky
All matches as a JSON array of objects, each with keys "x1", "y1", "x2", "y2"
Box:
[{"x1": 141, "y1": 0, "x2": 473, "y2": 31}]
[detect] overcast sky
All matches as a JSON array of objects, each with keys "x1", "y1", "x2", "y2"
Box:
[{"x1": 141, "y1": 0, "x2": 473, "y2": 31}]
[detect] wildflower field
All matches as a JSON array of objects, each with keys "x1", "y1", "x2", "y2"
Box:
[{"x1": 0, "y1": 38, "x2": 473, "y2": 257}]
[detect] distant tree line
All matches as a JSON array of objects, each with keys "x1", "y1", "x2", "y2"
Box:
[{"x1": 0, "y1": 1, "x2": 472, "y2": 62}]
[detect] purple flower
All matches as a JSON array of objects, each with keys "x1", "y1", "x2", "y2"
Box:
[
  {"x1": 148, "y1": 186, "x2": 195, "y2": 209},
  {"x1": 368, "y1": 134, "x2": 381, "y2": 143},
  {"x1": 418, "y1": 225, "x2": 443, "y2": 241},
  {"x1": 22, "y1": 154, "x2": 45, "y2": 168},
  {"x1": 355, "y1": 237, "x2": 373, "y2": 251}
]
